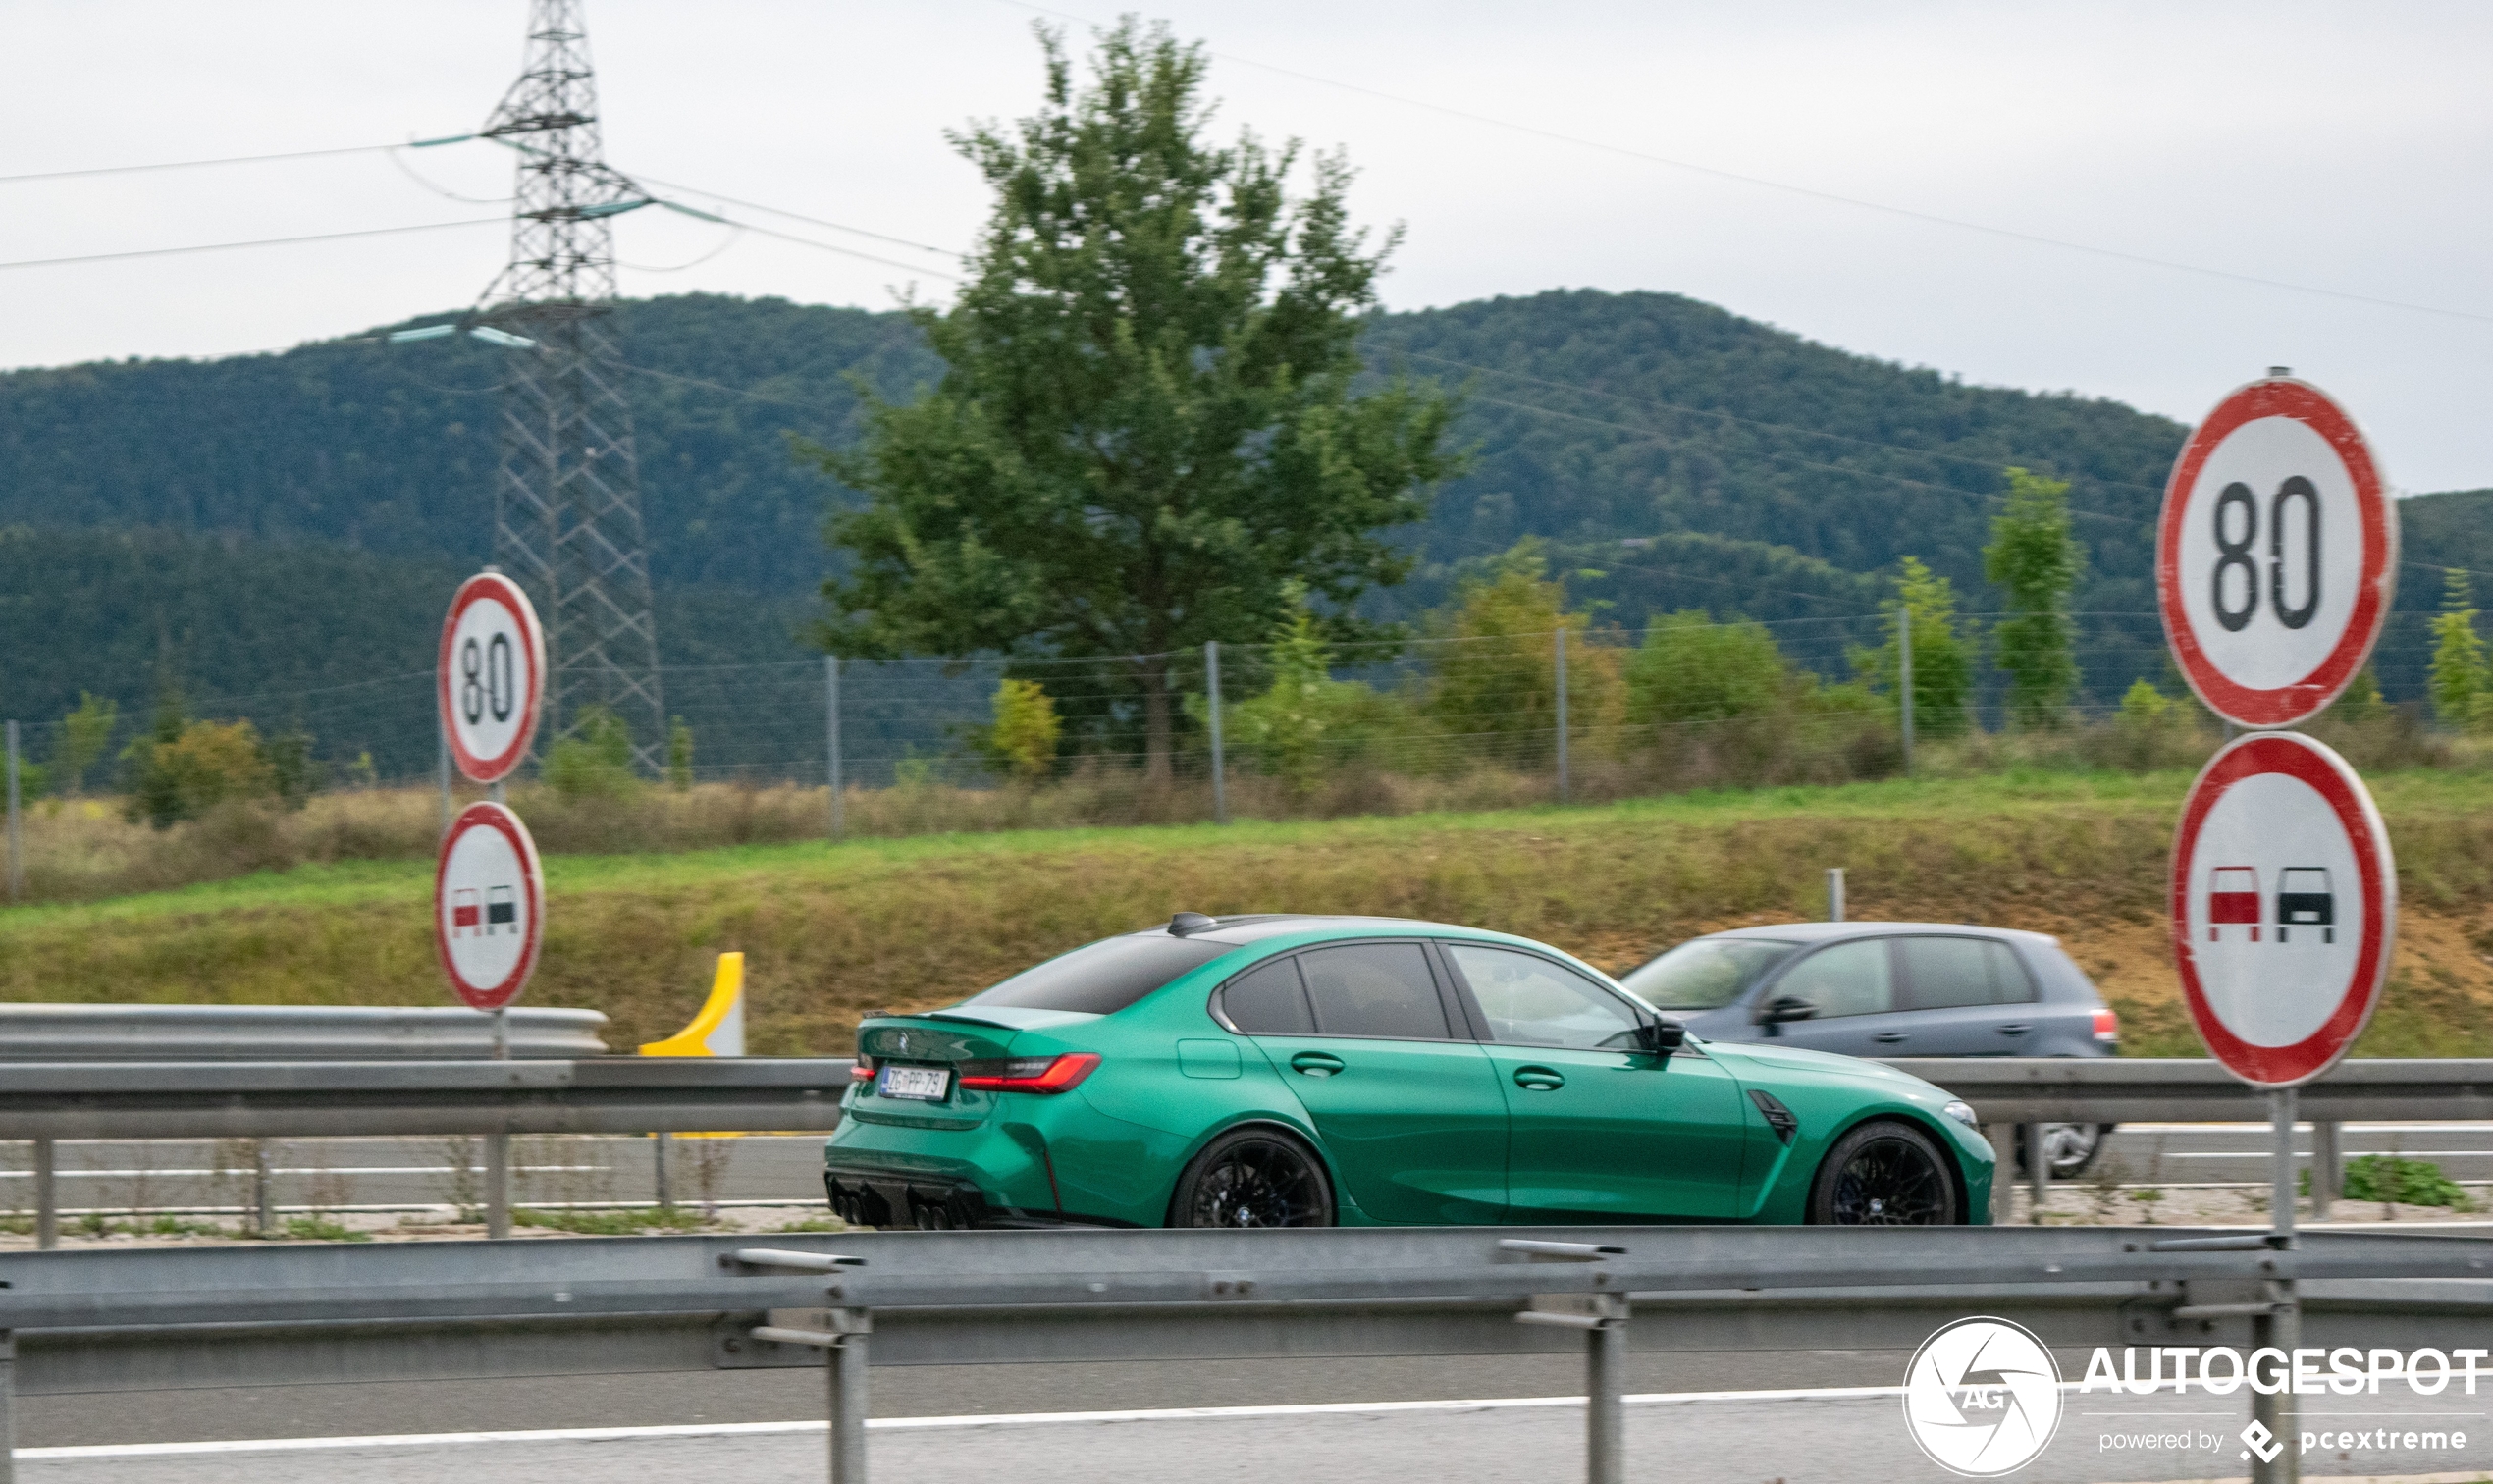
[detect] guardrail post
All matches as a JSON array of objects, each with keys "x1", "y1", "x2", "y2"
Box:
[
  {"x1": 2024, "y1": 1123, "x2": 2049, "y2": 1222},
  {"x1": 1983, "y1": 1126, "x2": 2015, "y2": 1224},
  {"x1": 253, "y1": 1140, "x2": 277, "y2": 1238},
  {"x1": 1585, "y1": 1293, "x2": 1626, "y2": 1484},
  {"x1": 2309, "y1": 1120, "x2": 2339, "y2": 1219},
  {"x1": 0, "y1": 1328, "x2": 17, "y2": 1484},
  {"x1": 829, "y1": 1315, "x2": 870, "y2": 1484},
  {"x1": 31, "y1": 1141, "x2": 54, "y2": 1250},
  {"x1": 653, "y1": 1132, "x2": 673, "y2": 1211}
]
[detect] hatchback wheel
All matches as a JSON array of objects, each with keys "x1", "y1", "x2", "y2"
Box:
[
  {"x1": 1809, "y1": 1120, "x2": 1960, "y2": 1226},
  {"x1": 2014, "y1": 1122, "x2": 2113, "y2": 1180},
  {"x1": 1171, "y1": 1129, "x2": 1335, "y2": 1228}
]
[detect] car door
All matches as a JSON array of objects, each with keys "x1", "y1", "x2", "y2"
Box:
[
  {"x1": 1440, "y1": 941, "x2": 1748, "y2": 1221},
  {"x1": 1894, "y1": 935, "x2": 2044, "y2": 1055},
  {"x1": 1756, "y1": 937, "x2": 1923, "y2": 1056},
  {"x1": 1235, "y1": 943, "x2": 1509, "y2": 1224}
]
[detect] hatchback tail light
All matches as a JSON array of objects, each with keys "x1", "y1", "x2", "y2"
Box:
[
  {"x1": 2093, "y1": 1008, "x2": 2119, "y2": 1044},
  {"x1": 957, "y1": 1053, "x2": 1102, "y2": 1094}
]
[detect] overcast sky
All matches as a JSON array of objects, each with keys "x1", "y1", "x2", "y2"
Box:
[{"x1": 4, "y1": 1, "x2": 2490, "y2": 490}]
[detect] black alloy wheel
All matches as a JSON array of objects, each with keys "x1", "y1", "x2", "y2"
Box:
[
  {"x1": 1171, "y1": 1129, "x2": 1336, "y2": 1228},
  {"x1": 1809, "y1": 1120, "x2": 1960, "y2": 1226}
]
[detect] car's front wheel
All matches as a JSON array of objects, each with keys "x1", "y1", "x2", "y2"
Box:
[
  {"x1": 1808, "y1": 1120, "x2": 1962, "y2": 1225},
  {"x1": 1170, "y1": 1128, "x2": 1336, "y2": 1228}
]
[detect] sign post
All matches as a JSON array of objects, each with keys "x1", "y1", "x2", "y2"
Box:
[
  {"x1": 436, "y1": 570, "x2": 548, "y2": 1238},
  {"x1": 2158, "y1": 371, "x2": 2398, "y2": 1484}
]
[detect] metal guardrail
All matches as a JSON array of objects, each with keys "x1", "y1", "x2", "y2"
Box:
[
  {"x1": 0, "y1": 1004, "x2": 610, "y2": 1060},
  {"x1": 0, "y1": 1225, "x2": 2487, "y2": 1484},
  {"x1": 1883, "y1": 1056, "x2": 2493, "y2": 1124}
]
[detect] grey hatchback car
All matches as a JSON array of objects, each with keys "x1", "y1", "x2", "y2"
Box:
[{"x1": 1617, "y1": 923, "x2": 2119, "y2": 1173}]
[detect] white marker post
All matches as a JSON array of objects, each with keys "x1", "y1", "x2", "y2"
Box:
[{"x1": 2157, "y1": 371, "x2": 2399, "y2": 1484}]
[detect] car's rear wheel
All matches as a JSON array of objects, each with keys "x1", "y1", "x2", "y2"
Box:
[
  {"x1": 1171, "y1": 1128, "x2": 1335, "y2": 1228},
  {"x1": 2014, "y1": 1122, "x2": 2114, "y2": 1180},
  {"x1": 1809, "y1": 1120, "x2": 1961, "y2": 1225}
]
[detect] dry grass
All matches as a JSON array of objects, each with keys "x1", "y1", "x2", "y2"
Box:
[{"x1": 7, "y1": 768, "x2": 2492, "y2": 1060}]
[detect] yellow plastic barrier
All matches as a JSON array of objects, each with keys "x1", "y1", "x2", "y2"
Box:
[{"x1": 640, "y1": 952, "x2": 746, "y2": 1058}]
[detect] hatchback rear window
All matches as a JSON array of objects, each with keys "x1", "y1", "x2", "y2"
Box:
[{"x1": 960, "y1": 934, "x2": 1232, "y2": 1016}]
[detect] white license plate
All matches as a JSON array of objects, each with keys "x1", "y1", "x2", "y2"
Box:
[{"x1": 877, "y1": 1065, "x2": 950, "y2": 1101}]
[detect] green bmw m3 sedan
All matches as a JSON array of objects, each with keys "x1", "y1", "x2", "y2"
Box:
[{"x1": 826, "y1": 914, "x2": 1994, "y2": 1229}]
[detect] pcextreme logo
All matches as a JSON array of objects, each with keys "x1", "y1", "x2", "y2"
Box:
[{"x1": 1903, "y1": 1317, "x2": 2065, "y2": 1477}]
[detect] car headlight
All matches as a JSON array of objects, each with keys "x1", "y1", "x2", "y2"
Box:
[{"x1": 1941, "y1": 1100, "x2": 1980, "y2": 1130}]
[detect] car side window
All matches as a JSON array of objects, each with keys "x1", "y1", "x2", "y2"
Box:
[
  {"x1": 1445, "y1": 944, "x2": 1643, "y2": 1050},
  {"x1": 1220, "y1": 956, "x2": 1316, "y2": 1035},
  {"x1": 1298, "y1": 943, "x2": 1452, "y2": 1040},
  {"x1": 1899, "y1": 936, "x2": 2038, "y2": 1009},
  {"x1": 1773, "y1": 938, "x2": 1894, "y2": 1018}
]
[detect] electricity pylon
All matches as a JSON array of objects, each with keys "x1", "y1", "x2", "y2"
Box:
[{"x1": 476, "y1": 0, "x2": 664, "y2": 768}]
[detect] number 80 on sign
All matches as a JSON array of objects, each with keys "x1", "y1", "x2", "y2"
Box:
[{"x1": 437, "y1": 572, "x2": 546, "y2": 783}]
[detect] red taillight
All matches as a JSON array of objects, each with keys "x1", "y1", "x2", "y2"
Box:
[
  {"x1": 2093, "y1": 1009, "x2": 2119, "y2": 1043},
  {"x1": 850, "y1": 1056, "x2": 875, "y2": 1083},
  {"x1": 957, "y1": 1053, "x2": 1102, "y2": 1094}
]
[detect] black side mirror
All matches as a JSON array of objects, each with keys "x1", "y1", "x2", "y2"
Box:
[
  {"x1": 1635, "y1": 1018, "x2": 1686, "y2": 1055},
  {"x1": 1759, "y1": 995, "x2": 1817, "y2": 1026}
]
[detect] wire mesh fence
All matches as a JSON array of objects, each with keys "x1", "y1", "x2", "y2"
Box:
[{"x1": 0, "y1": 607, "x2": 2471, "y2": 903}]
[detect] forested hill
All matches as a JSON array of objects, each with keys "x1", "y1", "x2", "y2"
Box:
[{"x1": 0, "y1": 288, "x2": 2478, "y2": 771}]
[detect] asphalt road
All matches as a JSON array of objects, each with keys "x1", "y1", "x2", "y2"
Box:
[
  {"x1": 16, "y1": 1123, "x2": 2493, "y2": 1218},
  {"x1": 25, "y1": 1385, "x2": 2493, "y2": 1484}
]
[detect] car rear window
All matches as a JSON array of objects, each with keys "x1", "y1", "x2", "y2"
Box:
[
  {"x1": 960, "y1": 934, "x2": 1232, "y2": 1016},
  {"x1": 1618, "y1": 937, "x2": 1800, "y2": 1010}
]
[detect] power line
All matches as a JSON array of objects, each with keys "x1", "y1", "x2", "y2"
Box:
[
  {"x1": 629, "y1": 173, "x2": 964, "y2": 261},
  {"x1": 0, "y1": 217, "x2": 503, "y2": 273},
  {"x1": 989, "y1": 0, "x2": 2493, "y2": 327},
  {"x1": 0, "y1": 138, "x2": 468, "y2": 186}
]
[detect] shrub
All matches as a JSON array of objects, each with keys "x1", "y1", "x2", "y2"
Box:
[
  {"x1": 545, "y1": 706, "x2": 639, "y2": 801},
  {"x1": 667, "y1": 717, "x2": 696, "y2": 791},
  {"x1": 120, "y1": 716, "x2": 276, "y2": 829},
  {"x1": 51, "y1": 693, "x2": 118, "y2": 796},
  {"x1": 2340, "y1": 1154, "x2": 2471, "y2": 1209},
  {"x1": 1212, "y1": 604, "x2": 1408, "y2": 792},
  {"x1": 1427, "y1": 541, "x2": 1623, "y2": 768},
  {"x1": 1851, "y1": 556, "x2": 1975, "y2": 739},
  {"x1": 1626, "y1": 611, "x2": 1787, "y2": 728},
  {"x1": 971, "y1": 679, "x2": 1062, "y2": 782}
]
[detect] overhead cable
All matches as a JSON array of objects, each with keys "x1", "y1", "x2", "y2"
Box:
[
  {"x1": 0, "y1": 136, "x2": 472, "y2": 186},
  {"x1": 0, "y1": 217, "x2": 504, "y2": 273}
]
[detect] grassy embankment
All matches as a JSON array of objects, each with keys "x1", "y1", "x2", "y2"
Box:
[{"x1": 3, "y1": 768, "x2": 2488, "y2": 1058}]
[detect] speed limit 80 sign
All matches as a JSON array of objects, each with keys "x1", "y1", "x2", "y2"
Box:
[
  {"x1": 437, "y1": 571, "x2": 545, "y2": 783},
  {"x1": 2157, "y1": 375, "x2": 2397, "y2": 728}
]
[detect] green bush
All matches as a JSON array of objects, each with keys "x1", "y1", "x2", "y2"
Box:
[
  {"x1": 120, "y1": 714, "x2": 277, "y2": 829},
  {"x1": 1208, "y1": 603, "x2": 1408, "y2": 791},
  {"x1": 2339, "y1": 1154, "x2": 2472, "y2": 1209},
  {"x1": 1626, "y1": 611, "x2": 1788, "y2": 728},
  {"x1": 969, "y1": 678, "x2": 1063, "y2": 782},
  {"x1": 545, "y1": 706, "x2": 640, "y2": 801}
]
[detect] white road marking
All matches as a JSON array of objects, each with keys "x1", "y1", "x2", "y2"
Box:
[{"x1": 25, "y1": 1384, "x2": 1913, "y2": 1459}]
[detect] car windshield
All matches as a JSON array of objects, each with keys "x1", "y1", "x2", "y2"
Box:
[
  {"x1": 1618, "y1": 937, "x2": 1801, "y2": 1010},
  {"x1": 958, "y1": 934, "x2": 1232, "y2": 1016}
]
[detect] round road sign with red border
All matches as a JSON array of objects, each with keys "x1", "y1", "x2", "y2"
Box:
[
  {"x1": 2157, "y1": 377, "x2": 2396, "y2": 730},
  {"x1": 2170, "y1": 731, "x2": 2394, "y2": 1087},
  {"x1": 438, "y1": 572, "x2": 546, "y2": 783},
  {"x1": 433, "y1": 802, "x2": 546, "y2": 1013}
]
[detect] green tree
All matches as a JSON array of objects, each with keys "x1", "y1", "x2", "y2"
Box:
[
  {"x1": 1428, "y1": 542, "x2": 1624, "y2": 767},
  {"x1": 257, "y1": 720, "x2": 323, "y2": 811},
  {"x1": 1984, "y1": 466, "x2": 2086, "y2": 728},
  {"x1": 815, "y1": 20, "x2": 1458, "y2": 782},
  {"x1": 973, "y1": 679, "x2": 1064, "y2": 782},
  {"x1": 119, "y1": 698, "x2": 277, "y2": 829},
  {"x1": 1852, "y1": 556, "x2": 1974, "y2": 739},
  {"x1": 1625, "y1": 611, "x2": 1788, "y2": 729},
  {"x1": 667, "y1": 717, "x2": 696, "y2": 791},
  {"x1": 1208, "y1": 594, "x2": 1404, "y2": 792},
  {"x1": 2429, "y1": 568, "x2": 2488, "y2": 732},
  {"x1": 2117, "y1": 677, "x2": 2173, "y2": 731},
  {"x1": 544, "y1": 706, "x2": 638, "y2": 801},
  {"x1": 51, "y1": 693, "x2": 118, "y2": 796}
]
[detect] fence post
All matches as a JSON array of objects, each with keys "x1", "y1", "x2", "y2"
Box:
[
  {"x1": 825, "y1": 656, "x2": 843, "y2": 840},
  {"x1": 1205, "y1": 641, "x2": 1227, "y2": 825},
  {"x1": 1553, "y1": 628, "x2": 1569, "y2": 804},
  {"x1": 1898, "y1": 603, "x2": 1915, "y2": 776},
  {"x1": 31, "y1": 1141, "x2": 54, "y2": 1251},
  {"x1": 5, "y1": 719, "x2": 21, "y2": 903}
]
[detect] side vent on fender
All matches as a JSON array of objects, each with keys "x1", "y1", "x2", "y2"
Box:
[{"x1": 1748, "y1": 1089, "x2": 1798, "y2": 1144}]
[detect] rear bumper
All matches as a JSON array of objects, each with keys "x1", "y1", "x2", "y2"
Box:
[{"x1": 823, "y1": 1164, "x2": 1130, "y2": 1230}]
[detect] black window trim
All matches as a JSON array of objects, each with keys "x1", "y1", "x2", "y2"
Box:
[
  {"x1": 1208, "y1": 937, "x2": 1480, "y2": 1044},
  {"x1": 1433, "y1": 937, "x2": 1654, "y2": 1051}
]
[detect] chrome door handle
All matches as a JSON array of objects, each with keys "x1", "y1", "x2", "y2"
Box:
[
  {"x1": 1513, "y1": 1066, "x2": 1565, "y2": 1091},
  {"x1": 1997, "y1": 1024, "x2": 2033, "y2": 1036},
  {"x1": 1872, "y1": 1032, "x2": 1909, "y2": 1044}
]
